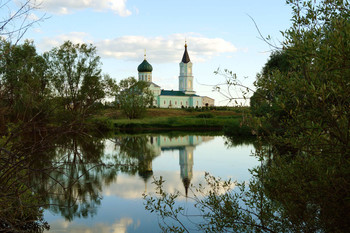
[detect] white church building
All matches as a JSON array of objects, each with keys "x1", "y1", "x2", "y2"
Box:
[{"x1": 137, "y1": 43, "x2": 214, "y2": 108}]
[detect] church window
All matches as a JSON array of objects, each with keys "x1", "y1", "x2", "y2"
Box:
[
  {"x1": 175, "y1": 101, "x2": 177, "y2": 105},
  {"x1": 164, "y1": 100, "x2": 166, "y2": 105},
  {"x1": 181, "y1": 101, "x2": 183, "y2": 105},
  {"x1": 197, "y1": 101, "x2": 198, "y2": 106},
  {"x1": 186, "y1": 101, "x2": 188, "y2": 105},
  {"x1": 169, "y1": 100, "x2": 172, "y2": 106}
]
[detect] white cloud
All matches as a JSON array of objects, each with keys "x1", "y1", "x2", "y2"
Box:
[
  {"x1": 37, "y1": 32, "x2": 92, "y2": 52},
  {"x1": 28, "y1": 13, "x2": 39, "y2": 21},
  {"x1": 49, "y1": 218, "x2": 137, "y2": 233},
  {"x1": 96, "y1": 33, "x2": 237, "y2": 63},
  {"x1": 36, "y1": 32, "x2": 237, "y2": 63},
  {"x1": 41, "y1": 0, "x2": 132, "y2": 16}
]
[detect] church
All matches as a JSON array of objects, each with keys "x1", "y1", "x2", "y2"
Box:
[{"x1": 137, "y1": 43, "x2": 214, "y2": 108}]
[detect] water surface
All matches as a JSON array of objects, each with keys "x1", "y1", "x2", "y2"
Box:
[{"x1": 43, "y1": 134, "x2": 259, "y2": 232}]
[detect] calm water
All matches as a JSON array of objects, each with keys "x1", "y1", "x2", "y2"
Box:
[{"x1": 42, "y1": 134, "x2": 259, "y2": 232}]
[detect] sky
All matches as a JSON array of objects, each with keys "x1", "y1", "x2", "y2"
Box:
[{"x1": 12, "y1": 0, "x2": 293, "y2": 105}]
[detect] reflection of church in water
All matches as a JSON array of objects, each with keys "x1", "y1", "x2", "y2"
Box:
[{"x1": 142, "y1": 135, "x2": 214, "y2": 196}]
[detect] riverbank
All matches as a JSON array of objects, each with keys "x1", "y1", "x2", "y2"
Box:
[{"x1": 91, "y1": 107, "x2": 253, "y2": 136}]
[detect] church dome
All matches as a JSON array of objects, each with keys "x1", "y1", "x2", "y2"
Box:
[{"x1": 137, "y1": 59, "x2": 153, "y2": 72}]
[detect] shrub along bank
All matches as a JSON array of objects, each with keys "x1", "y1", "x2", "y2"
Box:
[{"x1": 90, "y1": 107, "x2": 254, "y2": 136}]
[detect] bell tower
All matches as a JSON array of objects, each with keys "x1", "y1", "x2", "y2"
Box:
[{"x1": 179, "y1": 42, "x2": 195, "y2": 94}]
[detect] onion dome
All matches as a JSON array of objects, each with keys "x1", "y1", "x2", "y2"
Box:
[{"x1": 138, "y1": 58, "x2": 153, "y2": 72}]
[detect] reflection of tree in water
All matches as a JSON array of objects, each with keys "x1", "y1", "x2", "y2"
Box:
[
  {"x1": 31, "y1": 134, "x2": 162, "y2": 222},
  {"x1": 1, "y1": 130, "x2": 53, "y2": 232},
  {"x1": 224, "y1": 135, "x2": 257, "y2": 148},
  {"x1": 30, "y1": 134, "x2": 118, "y2": 221},
  {"x1": 115, "y1": 135, "x2": 159, "y2": 182}
]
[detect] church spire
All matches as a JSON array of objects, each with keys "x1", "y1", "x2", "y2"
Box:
[{"x1": 181, "y1": 41, "x2": 190, "y2": 63}]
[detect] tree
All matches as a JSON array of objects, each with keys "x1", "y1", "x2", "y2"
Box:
[
  {"x1": 143, "y1": 0, "x2": 350, "y2": 232},
  {"x1": 0, "y1": 39, "x2": 51, "y2": 123},
  {"x1": 46, "y1": 41, "x2": 106, "y2": 117},
  {"x1": 250, "y1": 51, "x2": 290, "y2": 115},
  {"x1": 115, "y1": 77, "x2": 154, "y2": 119}
]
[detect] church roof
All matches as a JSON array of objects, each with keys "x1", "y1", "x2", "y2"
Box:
[
  {"x1": 181, "y1": 43, "x2": 191, "y2": 63},
  {"x1": 138, "y1": 59, "x2": 153, "y2": 72},
  {"x1": 147, "y1": 82, "x2": 160, "y2": 88},
  {"x1": 160, "y1": 90, "x2": 199, "y2": 97}
]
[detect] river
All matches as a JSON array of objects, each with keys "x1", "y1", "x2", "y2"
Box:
[{"x1": 41, "y1": 134, "x2": 259, "y2": 232}]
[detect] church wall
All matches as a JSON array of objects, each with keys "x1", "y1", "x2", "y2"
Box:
[
  {"x1": 202, "y1": 96, "x2": 214, "y2": 107},
  {"x1": 157, "y1": 95, "x2": 202, "y2": 108},
  {"x1": 138, "y1": 72, "x2": 152, "y2": 82},
  {"x1": 158, "y1": 96, "x2": 189, "y2": 108}
]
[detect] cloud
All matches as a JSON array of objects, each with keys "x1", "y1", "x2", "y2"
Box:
[
  {"x1": 37, "y1": 32, "x2": 92, "y2": 52},
  {"x1": 97, "y1": 33, "x2": 237, "y2": 63},
  {"x1": 36, "y1": 33, "x2": 237, "y2": 63},
  {"x1": 40, "y1": 0, "x2": 132, "y2": 16},
  {"x1": 49, "y1": 217, "x2": 137, "y2": 233},
  {"x1": 28, "y1": 13, "x2": 39, "y2": 21}
]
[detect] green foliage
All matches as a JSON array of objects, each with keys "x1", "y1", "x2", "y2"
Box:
[
  {"x1": 0, "y1": 39, "x2": 52, "y2": 123},
  {"x1": 112, "y1": 115, "x2": 242, "y2": 133},
  {"x1": 0, "y1": 39, "x2": 118, "y2": 129},
  {"x1": 196, "y1": 113, "x2": 214, "y2": 118},
  {"x1": 115, "y1": 77, "x2": 154, "y2": 119},
  {"x1": 262, "y1": 152, "x2": 350, "y2": 232},
  {"x1": 250, "y1": 50, "x2": 290, "y2": 119},
  {"x1": 46, "y1": 40, "x2": 106, "y2": 117},
  {"x1": 223, "y1": 122, "x2": 252, "y2": 137},
  {"x1": 251, "y1": 0, "x2": 350, "y2": 157},
  {"x1": 88, "y1": 117, "x2": 114, "y2": 132}
]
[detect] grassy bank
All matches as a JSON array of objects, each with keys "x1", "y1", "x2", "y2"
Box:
[{"x1": 91, "y1": 107, "x2": 254, "y2": 136}]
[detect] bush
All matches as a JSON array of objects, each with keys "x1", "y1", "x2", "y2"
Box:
[
  {"x1": 196, "y1": 113, "x2": 214, "y2": 118},
  {"x1": 89, "y1": 117, "x2": 114, "y2": 132},
  {"x1": 185, "y1": 107, "x2": 195, "y2": 112},
  {"x1": 223, "y1": 122, "x2": 252, "y2": 137}
]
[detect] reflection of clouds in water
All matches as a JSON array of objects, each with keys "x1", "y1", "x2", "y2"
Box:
[
  {"x1": 48, "y1": 217, "x2": 139, "y2": 233},
  {"x1": 102, "y1": 170, "x2": 235, "y2": 200}
]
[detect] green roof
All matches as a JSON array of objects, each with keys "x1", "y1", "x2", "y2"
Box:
[
  {"x1": 160, "y1": 90, "x2": 199, "y2": 97},
  {"x1": 138, "y1": 59, "x2": 153, "y2": 72}
]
